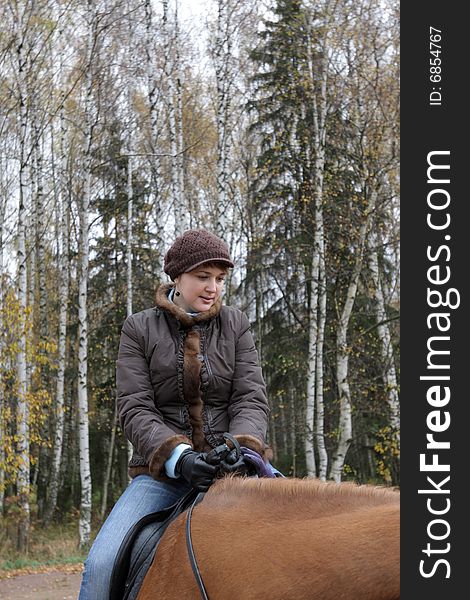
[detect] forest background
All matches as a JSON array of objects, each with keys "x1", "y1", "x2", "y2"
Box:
[{"x1": 0, "y1": 0, "x2": 399, "y2": 563}]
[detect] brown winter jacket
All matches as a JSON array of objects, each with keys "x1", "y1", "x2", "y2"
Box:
[{"x1": 116, "y1": 283, "x2": 270, "y2": 479}]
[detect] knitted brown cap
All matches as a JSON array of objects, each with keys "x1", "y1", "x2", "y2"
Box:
[{"x1": 163, "y1": 229, "x2": 234, "y2": 280}]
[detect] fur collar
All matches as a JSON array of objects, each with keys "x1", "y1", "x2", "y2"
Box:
[{"x1": 155, "y1": 283, "x2": 222, "y2": 328}]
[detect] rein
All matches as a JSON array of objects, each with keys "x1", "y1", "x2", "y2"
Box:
[
  {"x1": 185, "y1": 492, "x2": 209, "y2": 600},
  {"x1": 185, "y1": 433, "x2": 241, "y2": 600}
]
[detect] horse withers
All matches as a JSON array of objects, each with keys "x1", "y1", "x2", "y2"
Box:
[{"x1": 136, "y1": 477, "x2": 400, "y2": 600}]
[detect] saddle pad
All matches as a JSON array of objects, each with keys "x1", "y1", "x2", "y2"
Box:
[
  {"x1": 109, "y1": 489, "x2": 199, "y2": 600},
  {"x1": 122, "y1": 520, "x2": 169, "y2": 600}
]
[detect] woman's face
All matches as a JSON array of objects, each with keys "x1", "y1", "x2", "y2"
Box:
[{"x1": 174, "y1": 264, "x2": 227, "y2": 312}]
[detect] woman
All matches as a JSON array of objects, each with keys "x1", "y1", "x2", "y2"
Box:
[{"x1": 78, "y1": 228, "x2": 270, "y2": 599}]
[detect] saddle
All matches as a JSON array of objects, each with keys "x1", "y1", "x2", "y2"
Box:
[{"x1": 108, "y1": 488, "x2": 201, "y2": 600}]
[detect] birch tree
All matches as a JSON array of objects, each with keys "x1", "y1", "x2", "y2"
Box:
[
  {"x1": 304, "y1": 6, "x2": 329, "y2": 478},
  {"x1": 44, "y1": 65, "x2": 70, "y2": 525},
  {"x1": 162, "y1": 0, "x2": 186, "y2": 234},
  {"x1": 211, "y1": 0, "x2": 235, "y2": 236},
  {"x1": 31, "y1": 101, "x2": 47, "y2": 343},
  {"x1": 174, "y1": 0, "x2": 185, "y2": 228},
  {"x1": 125, "y1": 3, "x2": 136, "y2": 472},
  {"x1": 315, "y1": 240, "x2": 328, "y2": 479},
  {"x1": 11, "y1": 0, "x2": 33, "y2": 550},
  {"x1": 77, "y1": 0, "x2": 99, "y2": 548},
  {"x1": 145, "y1": 0, "x2": 164, "y2": 273}
]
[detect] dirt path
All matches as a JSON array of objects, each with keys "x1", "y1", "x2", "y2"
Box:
[{"x1": 0, "y1": 565, "x2": 82, "y2": 600}]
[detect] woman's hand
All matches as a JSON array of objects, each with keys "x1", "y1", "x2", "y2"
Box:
[
  {"x1": 176, "y1": 450, "x2": 219, "y2": 491},
  {"x1": 220, "y1": 448, "x2": 251, "y2": 476}
]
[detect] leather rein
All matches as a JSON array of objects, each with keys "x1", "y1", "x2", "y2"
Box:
[
  {"x1": 185, "y1": 433, "x2": 241, "y2": 600},
  {"x1": 186, "y1": 492, "x2": 209, "y2": 600}
]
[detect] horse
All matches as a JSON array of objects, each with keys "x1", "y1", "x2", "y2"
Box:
[{"x1": 136, "y1": 476, "x2": 400, "y2": 600}]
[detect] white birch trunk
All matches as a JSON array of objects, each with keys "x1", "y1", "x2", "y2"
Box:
[
  {"x1": 126, "y1": 151, "x2": 134, "y2": 466},
  {"x1": 78, "y1": 159, "x2": 92, "y2": 549},
  {"x1": 162, "y1": 0, "x2": 185, "y2": 235},
  {"x1": 304, "y1": 27, "x2": 328, "y2": 478},
  {"x1": 146, "y1": 0, "x2": 161, "y2": 161},
  {"x1": 44, "y1": 90, "x2": 69, "y2": 526},
  {"x1": 126, "y1": 2, "x2": 135, "y2": 463},
  {"x1": 315, "y1": 234, "x2": 328, "y2": 480},
  {"x1": 32, "y1": 111, "x2": 47, "y2": 341},
  {"x1": 174, "y1": 0, "x2": 185, "y2": 221},
  {"x1": 17, "y1": 193, "x2": 30, "y2": 551},
  {"x1": 26, "y1": 177, "x2": 35, "y2": 392},
  {"x1": 77, "y1": 2, "x2": 95, "y2": 547},
  {"x1": 126, "y1": 144, "x2": 134, "y2": 316},
  {"x1": 368, "y1": 232, "x2": 400, "y2": 446},
  {"x1": 329, "y1": 192, "x2": 377, "y2": 482},
  {"x1": 312, "y1": 70, "x2": 329, "y2": 481},
  {"x1": 145, "y1": 0, "x2": 164, "y2": 275},
  {"x1": 31, "y1": 98, "x2": 50, "y2": 520},
  {"x1": 305, "y1": 250, "x2": 319, "y2": 477},
  {"x1": 16, "y1": 27, "x2": 30, "y2": 550},
  {"x1": 329, "y1": 308, "x2": 354, "y2": 482},
  {"x1": 214, "y1": 0, "x2": 232, "y2": 236}
]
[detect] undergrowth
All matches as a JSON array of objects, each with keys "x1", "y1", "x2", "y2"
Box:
[{"x1": 0, "y1": 517, "x2": 89, "y2": 573}]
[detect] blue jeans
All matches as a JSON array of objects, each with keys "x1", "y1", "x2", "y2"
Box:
[{"x1": 78, "y1": 475, "x2": 191, "y2": 600}]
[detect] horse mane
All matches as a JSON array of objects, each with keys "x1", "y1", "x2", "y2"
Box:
[{"x1": 204, "y1": 476, "x2": 399, "y2": 516}]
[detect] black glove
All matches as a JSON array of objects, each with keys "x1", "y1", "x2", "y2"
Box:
[
  {"x1": 176, "y1": 450, "x2": 219, "y2": 492},
  {"x1": 220, "y1": 448, "x2": 250, "y2": 476}
]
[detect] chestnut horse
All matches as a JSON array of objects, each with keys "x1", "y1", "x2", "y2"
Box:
[{"x1": 137, "y1": 477, "x2": 399, "y2": 600}]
